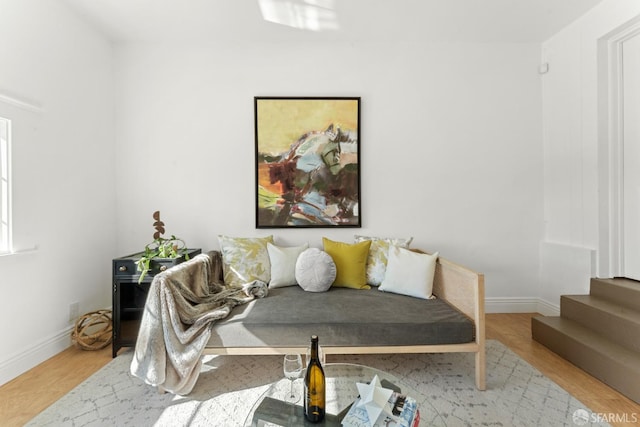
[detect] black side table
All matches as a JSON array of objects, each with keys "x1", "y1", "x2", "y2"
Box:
[{"x1": 111, "y1": 248, "x2": 202, "y2": 357}]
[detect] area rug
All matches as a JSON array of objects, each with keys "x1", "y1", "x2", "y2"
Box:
[{"x1": 27, "y1": 340, "x2": 609, "y2": 427}]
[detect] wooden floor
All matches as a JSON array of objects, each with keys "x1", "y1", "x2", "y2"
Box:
[{"x1": 1, "y1": 313, "x2": 639, "y2": 426}]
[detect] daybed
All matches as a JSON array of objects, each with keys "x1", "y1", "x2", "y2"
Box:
[
  {"x1": 131, "y1": 246, "x2": 485, "y2": 395},
  {"x1": 202, "y1": 250, "x2": 486, "y2": 391}
]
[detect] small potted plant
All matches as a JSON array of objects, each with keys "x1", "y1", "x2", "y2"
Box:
[{"x1": 136, "y1": 211, "x2": 190, "y2": 283}]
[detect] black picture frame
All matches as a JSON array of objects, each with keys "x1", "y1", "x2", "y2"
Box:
[{"x1": 255, "y1": 96, "x2": 361, "y2": 228}]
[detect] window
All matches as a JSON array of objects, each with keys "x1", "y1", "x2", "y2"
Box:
[
  {"x1": 0, "y1": 93, "x2": 42, "y2": 255},
  {"x1": 0, "y1": 116, "x2": 10, "y2": 253}
]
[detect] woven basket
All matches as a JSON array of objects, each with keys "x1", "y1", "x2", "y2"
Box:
[{"x1": 71, "y1": 309, "x2": 113, "y2": 350}]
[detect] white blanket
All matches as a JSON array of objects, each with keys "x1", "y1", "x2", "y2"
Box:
[{"x1": 130, "y1": 252, "x2": 267, "y2": 395}]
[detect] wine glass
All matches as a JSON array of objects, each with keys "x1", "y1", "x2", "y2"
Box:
[{"x1": 283, "y1": 354, "x2": 303, "y2": 403}]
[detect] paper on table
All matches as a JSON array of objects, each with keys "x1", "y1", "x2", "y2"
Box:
[{"x1": 355, "y1": 375, "x2": 394, "y2": 424}]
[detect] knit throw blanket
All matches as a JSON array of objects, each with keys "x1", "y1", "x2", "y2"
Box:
[{"x1": 130, "y1": 252, "x2": 268, "y2": 395}]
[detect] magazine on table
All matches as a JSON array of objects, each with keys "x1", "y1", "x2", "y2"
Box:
[{"x1": 341, "y1": 391, "x2": 419, "y2": 427}]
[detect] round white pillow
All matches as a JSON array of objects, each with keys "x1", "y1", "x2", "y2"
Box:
[{"x1": 295, "y1": 248, "x2": 336, "y2": 292}]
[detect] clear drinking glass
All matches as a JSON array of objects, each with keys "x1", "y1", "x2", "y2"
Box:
[{"x1": 283, "y1": 354, "x2": 303, "y2": 403}]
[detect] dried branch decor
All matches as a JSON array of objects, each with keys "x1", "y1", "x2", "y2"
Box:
[{"x1": 135, "y1": 211, "x2": 189, "y2": 283}]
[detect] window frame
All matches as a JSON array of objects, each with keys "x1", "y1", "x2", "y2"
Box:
[
  {"x1": 0, "y1": 115, "x2": 11, "y2": 254},
  {"x1": 0, "y1": 93, "x2": 43, "y2": 256}
]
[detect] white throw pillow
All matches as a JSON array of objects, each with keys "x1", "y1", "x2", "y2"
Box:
[
  {"x1": 379, "y1": 247, "x2": 438, "y2": 299},
  {"x1": 295, "y1": 248, "x2": 336, "y2": 292},
  {"x1": 267, "y1": 242, "x2": 309, "y2": 288},
  {"x1": 354, "y1": 235, "x2": 413, "y2": 286}
]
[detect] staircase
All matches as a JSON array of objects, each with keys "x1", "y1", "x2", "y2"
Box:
[{"x1": 532, "y1": 278, "x2": 640, "y2": 404}]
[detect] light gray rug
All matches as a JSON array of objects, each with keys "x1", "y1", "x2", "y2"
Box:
[{"x1": 27, "y1": 340, "x2": 609, "y2": 427}]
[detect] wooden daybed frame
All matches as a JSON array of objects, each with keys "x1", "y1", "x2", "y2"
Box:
[{"x1": 202, "y1": 255, "x2": 486, "y2": 391}]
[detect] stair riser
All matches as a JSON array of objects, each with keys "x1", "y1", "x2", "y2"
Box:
[
  {"x1": 532, "y1": 318, "x2": 640, "y2": 404},
  {"x1": 560, "y1": 297, "x2": 640, "y2": 353},
  {"x1": 590, "y1": 279, "x2": 640, "y2": 310}
]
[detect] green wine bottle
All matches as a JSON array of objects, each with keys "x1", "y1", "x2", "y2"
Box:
[{"x1": 304, "y1": 335, "x2": 325, "y2": 423}]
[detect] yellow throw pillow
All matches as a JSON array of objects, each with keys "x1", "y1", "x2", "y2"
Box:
[{"x1": 322, "y1": 237, "x2": 372, "y2": 289}]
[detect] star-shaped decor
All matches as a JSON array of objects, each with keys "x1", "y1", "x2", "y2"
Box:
[{"x1": 355, "y1": 375, "x2": 394, "y2": 425}]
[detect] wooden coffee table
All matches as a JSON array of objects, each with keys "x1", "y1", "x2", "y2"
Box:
[{"x1": 244, "y1": 363, "x2": 444, "y2": 426}]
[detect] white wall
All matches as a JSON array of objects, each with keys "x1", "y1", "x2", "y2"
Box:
[
  {"x1": 540, "y1": 0, "x2": 640, "y2": 309},
  {"x1": 0, "y1": 0, "x2": 115, "y2": 385},
  {"x1": 115, "y1": 41, "x2": 544, "y2": 306},
  {"x1": 0, "y1": 2, "x2": 550, "y2": 385}
]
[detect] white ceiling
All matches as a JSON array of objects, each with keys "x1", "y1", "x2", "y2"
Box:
[{"x1": 62, "y1": 0, "x2": 604, "y2": 44}]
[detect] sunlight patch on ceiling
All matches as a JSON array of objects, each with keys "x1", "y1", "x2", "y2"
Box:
[{"x1": 257, "y1": 0, "x2": 339, "y2": 31}]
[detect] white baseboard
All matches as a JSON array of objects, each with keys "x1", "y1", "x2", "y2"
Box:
[
  {"x1": 535, "y1": 298, "x2": 561, "y2": 316},
  {"x1": 486, "y1": 297, "x2": 560, "y2": 316},
  {"x1": 0, "y1": 325, "x2": 73, "y2": 387}
]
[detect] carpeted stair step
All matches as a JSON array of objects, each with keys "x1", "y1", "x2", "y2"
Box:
[
  {"x1": 590, "y1": 278, "x2": 640, "y2": 311},
  {"x1": 532, "y1": 315, "x2": 640, "y2": 404},
  {"x1": 560, "y1": 294, "x2": 640, "y2": 352}
]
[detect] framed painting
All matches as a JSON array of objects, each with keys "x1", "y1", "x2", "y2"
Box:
[{"x1": 255, "y1": 96, "x2": 361, "y2": 228}]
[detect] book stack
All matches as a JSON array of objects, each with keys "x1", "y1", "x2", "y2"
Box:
[{"x1": 341, "y1": 392, "x2": 420, "y2": 427}]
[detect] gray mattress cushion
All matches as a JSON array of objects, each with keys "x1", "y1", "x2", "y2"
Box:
[{"x1": 206, "y1": 286, "x2": 475, "y2": 348}]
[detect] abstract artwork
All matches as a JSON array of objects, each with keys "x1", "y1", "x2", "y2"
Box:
[{"x1": 255, "y1": 97, "x2": 361, "y2": 228}]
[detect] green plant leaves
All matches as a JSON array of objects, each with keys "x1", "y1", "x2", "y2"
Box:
[{"x1": 136, "y1": 211, "x2": 188, "y2": 283}]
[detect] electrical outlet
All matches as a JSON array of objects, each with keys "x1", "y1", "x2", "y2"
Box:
[{"x1": 69, "y1": 302, "x2": 79, "y2": 322}]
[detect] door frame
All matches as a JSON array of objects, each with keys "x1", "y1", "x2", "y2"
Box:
[{"x1": 598, "y1": 17, "x2": 640, "y2": 278}]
